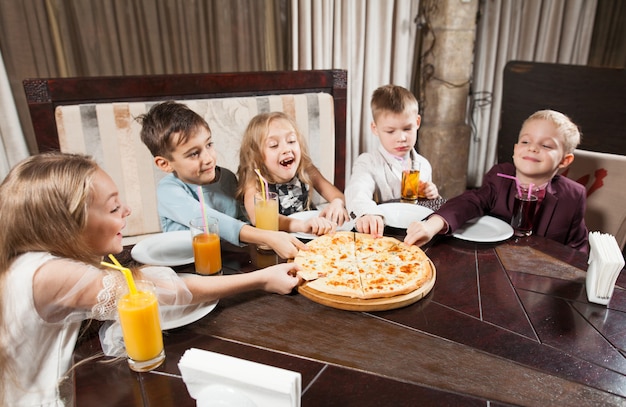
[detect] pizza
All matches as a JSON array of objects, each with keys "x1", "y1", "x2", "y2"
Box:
[{"x1": 294, "y1": 231, "x2": 434, "y2": 299}]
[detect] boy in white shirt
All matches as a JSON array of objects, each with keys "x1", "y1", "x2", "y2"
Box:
[{"x1": 345, "y1": 85, "x2": 439, "y2": 237}]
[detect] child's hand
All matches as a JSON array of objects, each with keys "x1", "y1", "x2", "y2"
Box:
[
  {"x1": 258, "y1": 262, "x2": 302, "y2": 294},
  {"x1": 319, "y1": 198, "x2": 350, "y2": 226},
  {"x1": 266, "y1": 231, "x2": 307, "y2": 259},
  {"x1": 355, "y1": 214, "x2": 385, "y2": 237},
  {"x1": 404, "y1": 215, "x2": 446, "y2": 246},
  {"x1": 305, "y1": 216, "x2": 337, "y2": 236},
  {"x1": 419, "y1": 181, "x2": 439, "y2": 200}
]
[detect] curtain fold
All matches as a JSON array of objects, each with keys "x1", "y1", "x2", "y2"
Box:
[
  {"x1": 291, "y1": 0, "x2": 420, "y2": 184},
  {"x1": 588, "y1": 0, "x2": 626, "y2": 68},
  {"x1": 467, "y1": 0, "x2": 597, "y2": 187},
  {"x1": 0, "y1": 50, "x2": 29, "y2": 179},
  {"x1": 0, "y1": 0, "x2": 289, "y2": 156}
]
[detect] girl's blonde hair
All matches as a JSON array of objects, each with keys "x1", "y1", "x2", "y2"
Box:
[
  {"x1": 0, "y1": 152, "x2": 101, "y2": 399},
  {"x1": 523, "y1": 110, "x2": 582, "y2": 155},
  {"x1": 236, "y1": 112, "x2": 315, "y2": 206}
]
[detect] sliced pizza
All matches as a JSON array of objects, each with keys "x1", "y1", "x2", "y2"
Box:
[{"x1": 295, "y1": 231, "x2": 433, "y2": 300}]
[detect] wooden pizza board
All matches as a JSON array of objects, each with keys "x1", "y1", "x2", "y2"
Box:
[{"x1": 297, "y1": 261, "x2": 436, "y2": 312}]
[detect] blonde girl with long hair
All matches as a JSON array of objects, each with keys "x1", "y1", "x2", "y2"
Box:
[
  {"x1": 0, "y1": 152, "x2": 300, "y2": 405},
  {"x1": 237, "y1": 112, "x2": 349, "y2": 236}
]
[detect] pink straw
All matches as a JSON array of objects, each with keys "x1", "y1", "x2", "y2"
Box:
[
  {"x1": 528, "y1": 183, "x2": 534, "y2": 200},
  {"x1": 497, "y1": 173, "x2": 522, "y2": 197},
  {"x1": 197, "y1": 186, "x2": 209, "y2": 233}
]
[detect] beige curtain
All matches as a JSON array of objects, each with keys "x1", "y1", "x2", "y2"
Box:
[
  {"x1": 0, "y1": 51, "x2": 29, "y2": 179},
  {"x1": 291, "y1": 0, "x2": 421, "y2": 184},
  {"x1": 0, "y1": 0, "x2": 288, "y2": 161},
  {"x1": 588, "y1": 0, "x2": 626, "y2": 68},
  {"x1": 467, "y1": 0, "x2": 597, "y2": 187}
]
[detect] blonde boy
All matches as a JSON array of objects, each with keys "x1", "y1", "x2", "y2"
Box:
[{"x1": 405, "y1": 110, "x2": 588, "y2": 253}]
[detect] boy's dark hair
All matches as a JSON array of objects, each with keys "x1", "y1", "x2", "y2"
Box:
[{"x1": 138, "y1": 101, "x2": 210, "y2": 159}]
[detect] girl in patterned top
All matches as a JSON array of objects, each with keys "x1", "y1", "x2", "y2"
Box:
[{"x1": 237, "y1": 112, "x2": 349, "y2": 236}]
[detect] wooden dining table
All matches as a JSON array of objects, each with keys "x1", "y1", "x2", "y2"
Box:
[{"x1": 73, "y1": 217, "x2": 626, "y2": 406}]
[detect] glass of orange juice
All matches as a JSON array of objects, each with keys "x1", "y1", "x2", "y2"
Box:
[
  {"x1": 401, "y1": 161, "x2": 421, "y2": 202},
  {"x1": 117, "y1": 280, "x2": 165, "y2": 372},
  {"x1": 254, "y1": 191, "x2": 279, "y2": 251},
  {"x1": 190, "y1": 217, "x2": 222, "y2": 275}
]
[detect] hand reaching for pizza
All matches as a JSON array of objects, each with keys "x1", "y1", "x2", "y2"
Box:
[
  {"x1": 404, "y1": 215, "x2": 447, "y2": 246},
  {"x1": 305, "y1": 216, "x2": 337, "y2": 236},
  {"x1": 319, "y1": 198, "x2": 350, "y2": 226},
  {"x1": 257, "y1": 262, "x2": 302, "y2": 294},
  {"x1": 262, "y1": 230, "x2": 307, "y2": 259},
  {"x1": 355, "y1": 214, "x2": 385, "y2": 237}
]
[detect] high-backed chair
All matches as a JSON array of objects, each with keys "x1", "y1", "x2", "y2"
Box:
[
  {"x1": 561, "y1": 149, "x2": 626, "y2": 250},
  {"x1": 498, "y1": 61, "x2": 626, "y2": 252},
  {"x1": 23, "y1": 70, "x2": 347, "y2": 238}
]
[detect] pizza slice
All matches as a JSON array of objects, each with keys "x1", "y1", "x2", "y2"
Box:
[
  {"x1": 295, "y1": 231, "x2": 355, "y2": 281},
  {"x1": 306, "y1": 259, "x2": 364, "y2": 298}
]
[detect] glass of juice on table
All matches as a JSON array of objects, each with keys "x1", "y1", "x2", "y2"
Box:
[
  {"x1": 254, "y1": 191, "x2": 279, "y2": 251},
  {"x1": 510, "y1": 184, "x2": 538, "y2": 237},
  {"x1": 190, "y1": 217, "x2": 222, "y2": 275},
  {"x1": 117, "y1": 280, "x2": 165, "y2": 372},
  {"x1": 401, "y1": 161, "x2": 421, "y2": 202}
]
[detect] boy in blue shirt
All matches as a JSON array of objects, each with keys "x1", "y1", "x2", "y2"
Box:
[{"x1": 139, "y1": 101, "x2": 306, "y2": 259}]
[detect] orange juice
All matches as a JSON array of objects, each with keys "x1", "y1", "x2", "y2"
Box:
[
  {"x1": 255, "y1": 198, "x2": 279, "y2": 231},
  {"x1": 117, "y1": 289, "x2": 164, "y2": 366},
  {"x1": 401, "y1": 169, "x2": 420, "y2": 201},
  {"x1": 192, "y1": 233, "x2": 222, "y2": 275}
]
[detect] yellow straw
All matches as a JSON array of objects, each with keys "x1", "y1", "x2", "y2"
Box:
[
  {"x1": 101, "y1": 254, "x2": 138, "y2": 295},
  {"x1": 254, "y1": 169, "x2": 268, "y2": 201}
]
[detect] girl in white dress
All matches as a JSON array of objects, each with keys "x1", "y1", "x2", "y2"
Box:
[{"x1": 0, "y1": 152, "x2": 300, "y2": 406}]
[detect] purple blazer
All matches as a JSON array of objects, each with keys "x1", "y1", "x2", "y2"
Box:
[{"x1": 437, "y1": 163, "x2": 589, "y2": 253}]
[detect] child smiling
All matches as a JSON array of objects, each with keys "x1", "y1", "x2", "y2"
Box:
[
  {"x1": 237, "y1": 112, "x2": 349, "y2": 236},
  {"x1": 405, "y1": 109, "x2": 589, "y2": 253}
]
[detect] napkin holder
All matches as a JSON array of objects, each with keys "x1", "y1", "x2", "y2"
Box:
[
  {"x1": 178, "y1": 348, "x2": 301, "y2": 407},
  {"x1": 586, "y1": 232, "x2": 625, "y2": 305}
]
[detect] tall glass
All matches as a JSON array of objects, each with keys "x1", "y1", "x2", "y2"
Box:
[
  {"x1": 190, "y1": 217, "x2": 222, "y2": 275},
  {"x1": 510, "y1": 184, "x2": 538, "y2": 237},
  {"x1": 254, "y1": 191, "x2": 279, "y2": 251},
  {"x1": 117, "y1": 280, "x2": 165, "y2": 372},
  {"x1": 401, "y1": 161, "x2": 421, "y2": 202}
]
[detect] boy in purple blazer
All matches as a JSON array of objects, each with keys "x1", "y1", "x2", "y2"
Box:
[{"x1": 405, "y1": 110, "x2": 589, "y2": 253}]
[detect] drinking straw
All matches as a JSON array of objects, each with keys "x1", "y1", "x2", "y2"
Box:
[
  {"x1": 254, "y1": 169, "x2": 269, "y2": 201},
  {"x1": 496, "y1": 173, "x2": 522, "y2": 197},
  {"x1": 197, "y1": 186, "x2": 209, "y2": 233},
  {"x1": 527, "y1": 183, "x2": 534, "y2": 200},
  {"x1": 101, "y1": 254, "x2": 137, "y2": 295}
]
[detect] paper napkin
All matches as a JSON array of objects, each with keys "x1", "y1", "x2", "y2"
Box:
[
  {"x1": 178, "y1": 348, "x2": 301, "y2": 407},
  {"x1": 586, "y1": 232, "x2": 625, "y2": 305}
]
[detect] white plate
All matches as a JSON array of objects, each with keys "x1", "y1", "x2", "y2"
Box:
[
  {"x1": 377, "y1": 202, "x2": 434, "y2": 229},
  {"x1": 287, "y1": 210, "x2": 355, "y2": 240},
  {"x1": 131, "y1": 231, "x2": 194, "y2": 266},
  {"x1": 452, "y1": 216, "x2": 514, "y2": 243},
  {"x1": 161, "y1": 274, "x2": 218, "y2": 330}
]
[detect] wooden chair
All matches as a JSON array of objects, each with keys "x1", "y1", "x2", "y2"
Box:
[{"x1": 23, "y1": 70, "x2": 347, "y2": 238}]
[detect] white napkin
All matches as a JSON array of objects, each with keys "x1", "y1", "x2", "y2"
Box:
[
  {"x1": 178, "y1": 348, "x2": 301, "y2": 407},
  {"x1": 586, "y1": 231, "x2": 625, "y2": 305}
]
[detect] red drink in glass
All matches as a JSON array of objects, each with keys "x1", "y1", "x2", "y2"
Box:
[{"x1": 511, "y1": 194, "x2": 538, "y2": 237}]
